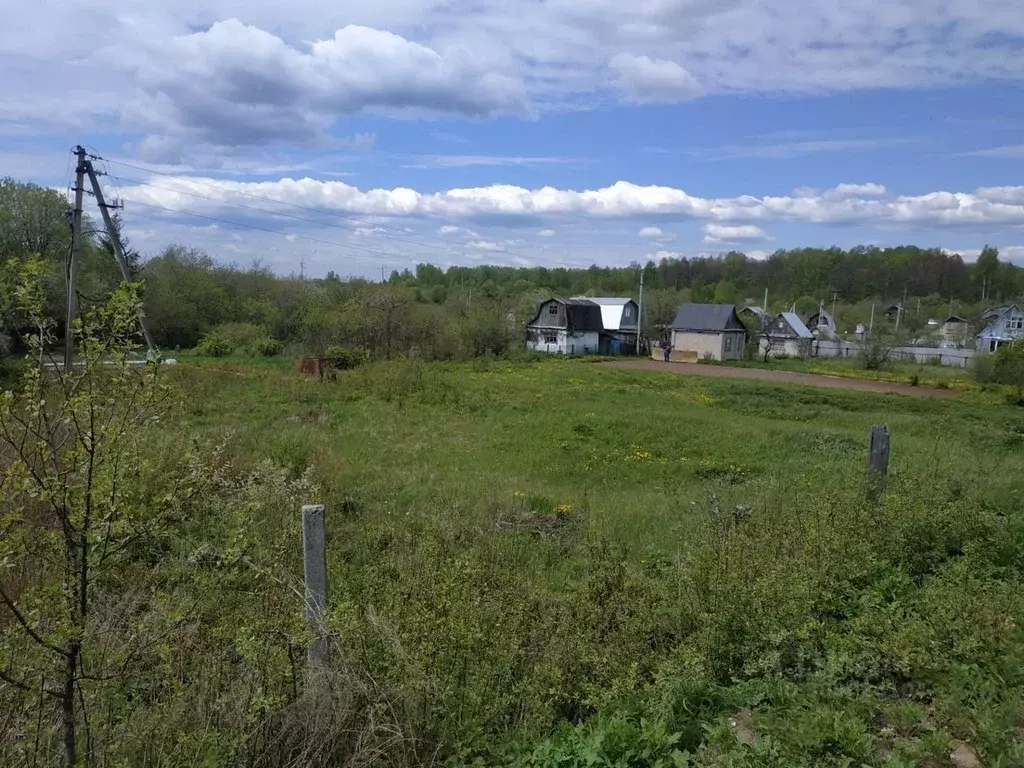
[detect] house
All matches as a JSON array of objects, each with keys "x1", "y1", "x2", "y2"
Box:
[
  {"x1": 807, "y1": 308, "x2": 837, "y2": 339},
  {"x1": 884, "y1": 304, "x2": 902, "y2": 322},
  {"x1": 524, "y1": 298, "x2": 604, "y2": 355},
  {"x1": 573, "y1": 296, "x2": 639, "y2": 353},
  {"x1": 761, "y1": 312, "x2": 813, "y2": 358},
  {"x1": 669, "y1": 303, "x2": 746, "y2": 361},
  {"x1": 976, "y1": 304, "x2": 1024, "y2": 353},
  {"x1": 941, "y1": 315, "x2": 970, "y2": 346},
  {"x1": 982, "y1": 305, "x2": 1008, "y2": 323}
]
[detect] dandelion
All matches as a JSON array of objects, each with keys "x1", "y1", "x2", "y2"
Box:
[{"x1": 555, "y1": 503, "x2": 573, "y2": 515}]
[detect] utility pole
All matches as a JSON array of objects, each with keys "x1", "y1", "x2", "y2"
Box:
[
  {"x1": 949, "y1": 295, "x2": 954, "y2": 319},
  {"x1": 84, "y1": 157, "x2": 158, "y2": 355},
  {"x1": 64, "y1": 146, "x2": 87, "y2": 371},
  {"x1": 831, "y1": 291, "x2": 837, "y2": 324},
  {"x1": 869, "y1": 301, "x2": 875, "y2": 335},
  {"x1": 637, "y1": 267, "x2": 645, "y2": 356},
  {"x1": 762, "y1": 287, "x2": 768, "y2": 313},
  {"x1": 895, "y1": 284, "x2": 908, "y2": 336}
]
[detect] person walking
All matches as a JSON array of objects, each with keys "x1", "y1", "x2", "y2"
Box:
[{"x1": 662, "y1": 343, "x2": 671, "y2": 362}]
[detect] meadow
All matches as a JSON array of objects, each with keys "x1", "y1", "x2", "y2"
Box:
[{"x1": 4, "y1": 353, "x2": 1024, "y2": 766}]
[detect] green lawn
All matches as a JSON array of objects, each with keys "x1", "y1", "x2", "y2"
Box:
[{"x1": 144, "y1": 355, "x2": 1024, "y2": 766}]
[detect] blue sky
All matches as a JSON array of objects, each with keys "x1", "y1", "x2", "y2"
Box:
[{"x1": 2, "y1": 1, "x2": 1024, "y2": 277}]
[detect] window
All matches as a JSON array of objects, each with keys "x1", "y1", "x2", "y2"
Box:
[
  {"x1": 542, "y1": 331, "x2": 557, "y2": 344},
  {"x1": 991, "y1": 340, "x2": 998, "y2": 352},
  {"x1": 725, "y1": 336, "x2": 733, "y2": 352},
  {"x1": 547, "y1": 304, "x2": 558, "y2": 316}
]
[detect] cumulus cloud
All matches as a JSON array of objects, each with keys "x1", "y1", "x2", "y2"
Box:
[
  {"x1": 537, "y1": 228, "x2": 556, "y2": 237},
  {"x1": 702, "y1": 224, "x2": 774, "y2": 243},
  {"x1": 609, "y1": 54, "x2": 701, "y2": 103},
  {"x1": 638, "y1": 226, "x2": 664, "y2": 237},
  {"x1": 121, "y1": 176, "x2": 1024, "y2": 231},
  {"x1": 122, "y1": 19, "x2": 529, "y2": 150}
]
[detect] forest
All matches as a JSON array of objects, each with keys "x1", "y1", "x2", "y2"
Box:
[{"x1": 1, "y1": 176, "x2": 1020, "y2": 361}]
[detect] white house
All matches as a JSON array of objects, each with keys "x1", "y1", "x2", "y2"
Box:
[
  {"x1": 525, "y1": 298, "x2": 604, "y2": 355},
  {"x1": 669, "y1": 303, "x2": 746, "y2": 361},
  {"x1": 976, "y1": 304, "x2": 1024, "y2": 353}
]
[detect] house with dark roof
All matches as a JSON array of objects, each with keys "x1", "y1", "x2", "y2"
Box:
[
  {"x1": 669, "y1": 303, "x2": 746, "y2": 361},
  {"x1": 572, "y1": 296, "x2": 639, "y2": 352},
  {"x1": 525, "y1": 298, "x2": 606, "y2": 355},
  {"x1": 761, "y1": 312, "x2": 814, "y2": 359}
]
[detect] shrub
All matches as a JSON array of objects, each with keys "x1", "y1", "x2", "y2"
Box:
[
  {"x1": 992, "y1": 341, "x2": 1024, "y2": 397},
  {"x1": 324, "y1": 345, "x2": 369, "y2": 370},
  {"x1": 248, "y1": 336, "x2": 283, "y2": 357},
  {"x1": 972, "y1": 351, "x2": 996, "y2": 384},
  {"x1": 210, "y1": 321, "x2": 264, "y2": 348},
  {"x1": 195, "y1": 333, "x2": 233, "y2": 357}
]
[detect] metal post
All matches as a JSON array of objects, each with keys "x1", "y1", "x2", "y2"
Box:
[
  {"x1": 302, "y1": 504, "x2": 329, "y2": 670},
  {"x1": 84, "y1": 161, "x2": 158, "y2": 355},
  {"x1": 64, "y1": 146, "x2": 87, "y2": 371},
  {"x1": 867, "y1": 424, "x2": 890, "y2": 500}
]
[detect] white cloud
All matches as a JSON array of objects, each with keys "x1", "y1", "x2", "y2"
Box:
[
  {"x1": 119, "y1": 18, "x2": 530, "y2": 151},
  {"x1": 609, "y1": 54, "x2": 701, "y2": 103},
  {"x1": 537, "y1": 228, "x2": 556, "y2": 237},
  {"x1": 468, "y1": 239, "x2": 505, "y2": 251},
  {"x1": 121, "y1": 176, "x2": 1024, "y2": 232},
  {"x1": 638, "y1": 226, "x2": 664, "y2": 237},
  {"x1": 964, "y1": 145, "x2": 1024, "y2": 158},
  {"x1": 702, "y1": 223, "x2": 774, "y2": 243},
  {"x1": 946, "y1": 245, "x2": 1024, "y2": 263},
  {"x1": 438, "y1": 225, "x2": 461, "y2": 234}
]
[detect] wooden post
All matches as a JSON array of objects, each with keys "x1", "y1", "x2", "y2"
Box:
[
  {"x1": 302, "y1": 504, "x2": 329, "y2": 670},
  {"x1": 867, "y1": 425, "x2": 890, "y2": 499}
]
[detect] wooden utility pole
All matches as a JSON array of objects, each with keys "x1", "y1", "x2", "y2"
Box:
[
  {"x1": 831, "y1": 291, "x2": 837, "y2": 325},
  {"x1": 762, "y1": 287, "x2": 768, "y2": 312},
  {"x1": 868, "y1": 302, "x2": 875, "y2": 335},
  {"x1": 84, "y1": 160, "x2": 158, "y2": 355},
  {"x1": 636, "y1": 268, "x2": 644, "y2": 355},
  {"x1": 64, "y1": 146, "x2": 87, "y2": 372}
]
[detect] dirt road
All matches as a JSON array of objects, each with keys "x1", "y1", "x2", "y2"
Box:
[{"x1": 602, "y1": 359, "x2": 958, "y2": 398}]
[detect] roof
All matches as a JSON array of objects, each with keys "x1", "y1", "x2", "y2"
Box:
[
  {"x1": 739, "y1": 306, "x2": 769, "y2": 319},
  {"x1": 571, "y1": 296, "x2": 637, "y2": 331},
  {"x1": 977, "y1": 304, "x2": 1024, "y2": 339},
  {"x1": 670, "y1": 303, "x2": 745, "y2": 332},
  {"x1": 943, "y1": 315, "x2": 968, "y2": 324},
  {"x1": 527, "y1": 297, "x2": 604, "y2": 331},
  {"x1": 780, "y1": 312, "x2": 813, "y2": 339}
]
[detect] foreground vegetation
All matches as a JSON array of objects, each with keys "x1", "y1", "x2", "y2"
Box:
[{"x1": 5, "y1": 316, "x2": 1024, "y2": 765}]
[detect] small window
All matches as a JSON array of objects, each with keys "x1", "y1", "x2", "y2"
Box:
[
  {"x1": 542, "y1": 331, "x2": 557, "y2": 344},
  {"x1": 725, "y1": 336, "x2": 733, "y2": 352},
  {"x1": 547, "y1": 304, "x2": 558, "y2": 315}
]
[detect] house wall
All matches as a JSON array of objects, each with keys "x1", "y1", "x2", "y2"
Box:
[
  {"x1": 760, "y1": 337, "x2": 811, "y2": 358},
  {"x1": 672, "y1": 330, "x2": 744, "y2": 361},
  {"x1": 526, "y1": 329, "x2": 600, "y2": 355},
  {"x1": 976, "y1": 306, "x2": 1024, "y2": 352}
]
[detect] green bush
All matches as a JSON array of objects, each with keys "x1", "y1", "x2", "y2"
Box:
[
  {"x1": 195, "y1": 333, "x2": 233, "y2": 357},
  {"x1": 324, "y1": 345, "x2": 368, "y2": 370},
  {"x1": 210, "y1": 321, "x2": 264, "y2": 348},
  {"x1": 248, "y1": 336, "x2": 283, "y2": 357},
  {"x1": 972, "y1": 351, "x2": 996, "y2": 383},
  {"x1": 992, "y1": 341, "x2": 1024, "y2": 396}
]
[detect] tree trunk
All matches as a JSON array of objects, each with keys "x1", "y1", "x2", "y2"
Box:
[{"x1": 63, "y1": 641, "x2": 78, "y2": 768}]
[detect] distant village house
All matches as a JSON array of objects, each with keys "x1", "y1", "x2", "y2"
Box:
[
  {"x1": 525, "y1": 297, "x2": 637, "y2": 355},
  {"x1": 761, "y1": 312, "x2": 813, "y2": 358},
  {"x1": 669, "y1": 303, "x2": 746, "y2": 361},
  {"x1": 976, "y1": 304, "x2": 1024, "y2": 353}
]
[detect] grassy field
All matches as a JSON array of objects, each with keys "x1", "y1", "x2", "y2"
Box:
[
  {"x1": 5, "y1": 353, "x2": 1024, "y2": 766},
  {"x1": 147, "y1": 355, "x2": 1024, "y2": 766}
]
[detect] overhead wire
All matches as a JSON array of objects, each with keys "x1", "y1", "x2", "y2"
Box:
[
  {"x1": 100, "y1": 156, "x2": 552, "y2": 261},
  {"x1": 108, "y1": 172, "x2": 450, "y2": 264},
  {"x1": 116, "y1": 197, "x2": 417, "y2": 268}
]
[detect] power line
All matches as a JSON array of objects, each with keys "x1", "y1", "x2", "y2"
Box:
[
  {"x1": 101, "y1": 157, "x2": 555, "y2": 263},
  {"x1": 109, "y1": 173, "x2": 446, "y2": 263},
  {"x1": 103, "y1": 157, "x2": 476, "y2": 252},
  {"x1": 118, "y1": 197, "x2": 414, "y2": 267}
]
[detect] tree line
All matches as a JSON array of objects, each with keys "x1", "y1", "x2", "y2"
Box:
[{"x1": 2, "y1": 176, "x2": 1021, "y2": 360}]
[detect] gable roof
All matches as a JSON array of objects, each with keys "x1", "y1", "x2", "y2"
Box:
[
  {"x1": 527, "y1": 298, "x2": 604, "y2": 331},
  {"x1": 671, "y1": 303, "x2": 745, "y2": 332},
  {"x1": 779, "y1": 312, "x2": 813, "y2": 339},
  {"x1": 571, "y1": 296, "x2": 637, "y2": 331},
  {"x1": 977, "y1": 304, "x2": 1024, "y2": 339},
  {"x1": 943, "y1": 315, "x2": 968, "y2": 324}
]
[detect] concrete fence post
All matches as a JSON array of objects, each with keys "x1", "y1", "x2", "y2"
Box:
[
  {"x1": 867, "y1": 425, "x2": 890, "y2": 500},
  {"x1": 302, "y1": 504, "x2": 330, "y2": 671}
]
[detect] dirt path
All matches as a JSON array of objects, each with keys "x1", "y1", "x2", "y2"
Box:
[{"x1": 602, "y1": 359, "x2": 958, "y2": 398}]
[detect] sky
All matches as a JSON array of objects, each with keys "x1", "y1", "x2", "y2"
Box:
[{"x1": 2, "y1": 0, "x2": 1024, "y2": 278}]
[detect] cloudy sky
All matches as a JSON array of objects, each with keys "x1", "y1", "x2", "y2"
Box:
[{"x1": 3, "y1": 0, "x2": 1024, "y2": 276}]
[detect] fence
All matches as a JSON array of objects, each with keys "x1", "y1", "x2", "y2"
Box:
[{"x1": 811, "y1": 339, "x2": 976, "y2": 368}]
